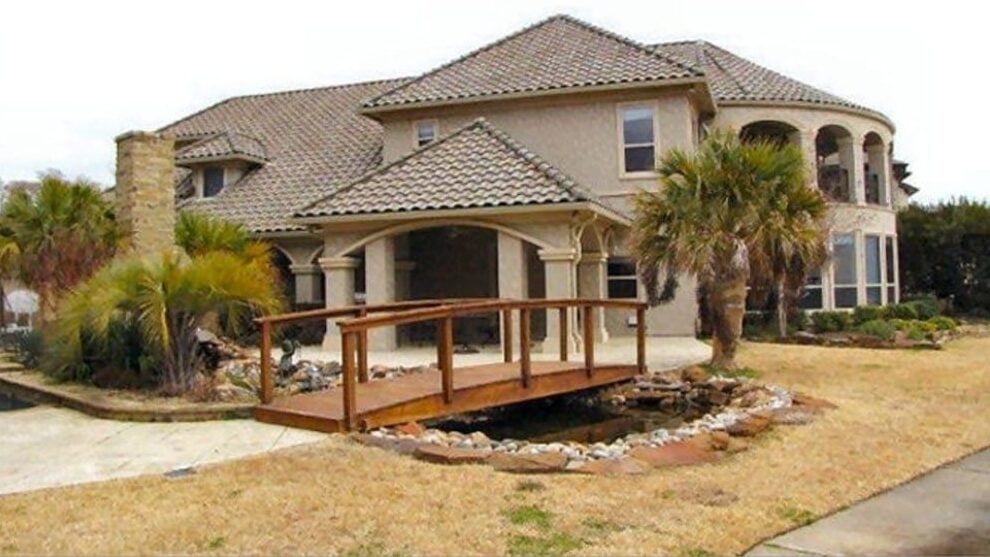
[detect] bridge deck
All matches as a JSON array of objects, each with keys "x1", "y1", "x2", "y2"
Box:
[{"x1": 254, "y1": 360, "x2": 639, "y2": 433}]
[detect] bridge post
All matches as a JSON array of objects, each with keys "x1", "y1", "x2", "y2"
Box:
[
  {"x1": 558, "y1": 306, "x2": 569, "y2": 361},
  {"x1": 438, "y1": 316, "x2": 454, "y2": 403},
  {"x1": 260, "y1": 320, "x2": 273, "y2": 404},
  {"x1": 637, "y1": 305, "x2": 646, "y2": 374},
  {"x1": 341, "y1": 331, "x2": 357, "y2": 431},
  {"x1": 582, "y1": 304, "x2": 594, "y2": 377},
  {"x1": 502, "y1": 308, "x2": 513, "y2": 363},
  {"x1": 519, "y1": 307, "x2": 531, "y2": 388},
  {"x1": 357, "y1": 308, "x2": 369, "y2": 383}
]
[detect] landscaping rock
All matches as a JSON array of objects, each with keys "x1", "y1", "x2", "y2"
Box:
[
  {"x1": 725, "y1": 437, "x2": 749, "y2": 454},
  {"x1": 488, "y1": 452, "x2": 567, "y2": 473},
  {"x1": 792, "y1": 392, "x2": 838, "y2": 411},
  {"x1": 627, "y1": 442, "x2": 719, "y2": 467},
  {"x1": 413, "y1": 444, "x2": 491, "y2": 465},
  {"x1": 681, "y1": 366, "x2": 711, "y2": 384},
  {"x1": 771, "y1": 407, "x2": 817, "y2": 425},
  {"x1": 353, "y1": 433, "x2": 423, "y2": 456},
  {"x1": 575, "y1": 457, "x2": 651, "y2": 476},
  {"x1": 726, "y1": 412, "x2": 772, "y2": 437},
  {"x1": 395, "y1": 421, "x2": 426, "y2": 437},
  {"x1": 212, "y1": 383, "x2": 257, "y2": 403}
]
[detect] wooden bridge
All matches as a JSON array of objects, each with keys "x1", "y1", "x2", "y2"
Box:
[{"x1": 253, "y1": 298, "x2": 647, "y2": 433}]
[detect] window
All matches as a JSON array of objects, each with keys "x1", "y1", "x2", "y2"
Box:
[
  {"x1": 865, "y1": 235, "x2": 882, "y2": 305},
  {"x1": 885, "y1": 236, "x2": 897, "y2": 304},
  {"x1": 833, "y1": 234, "x2": 858, "y2": 308},
  {"x1": 203, "y1": 167, "x2": 224, "y2": 198},
  {"x1": 414, "y1": 120, "x2": 437, "y2": 147},
  {"x1": 620, "y1": 106, "x2": 656, "y2": 173},
  {"x1": 799, "y1": 267, "x2": 824, "y2": 310},
  {"x1": 607, "y1": 258, "x2": 638, "y2": 299}
]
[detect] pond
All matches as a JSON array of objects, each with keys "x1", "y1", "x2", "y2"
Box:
[
  {"x1": 427, "y1": 392, "x2": 694, "y2": 445},
  {"x1": 0, "y1": 392, "x2": 35, "y2": 412}
]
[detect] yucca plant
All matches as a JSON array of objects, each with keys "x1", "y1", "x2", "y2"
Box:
[
  {"x1": 632, "y1": 129, "x2": 825, "y2": 368},
  {"x1": 45, "y1": 250, "x2": 283, "y2": 394}
]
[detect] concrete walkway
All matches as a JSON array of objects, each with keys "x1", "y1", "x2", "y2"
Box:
[
  {"x1": 746, "y1": 449, "x2": 990, "y2": 556},
  {"x1": 0, "y1": 405, "x2": 325, "y2": 496}
]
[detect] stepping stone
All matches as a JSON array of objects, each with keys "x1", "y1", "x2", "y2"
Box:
[
  {"x1": 488, "y1": 452, "x2": 567, "y2": 473},
  {"x1": 627, "y1": 442, "x2": 719, "y2": 467}
]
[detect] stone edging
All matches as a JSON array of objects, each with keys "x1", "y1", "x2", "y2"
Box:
[{"x1": 0, "y1": 370, "x2": 253, "y2": 422}]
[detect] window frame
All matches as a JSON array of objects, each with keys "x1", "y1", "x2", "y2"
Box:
[
  {"x1": 799, "y1": 266, "x2": 824, "y2": 310},
  {"x1": 617, "y1": 102, "x2": 659, "y2": 178},
  {"x1": 413, "y1": 119, "x2": 439, "y2": 148},
  {"x1": 864, "y1": 234, "x2": 883, "y2": 305},
  {"x1": 202, "y1": 166, "x2": 225, "y2": 198},
  {"x1": 832, "y1": 233, "x2": 858, "y2": 308},
  {"x1": 884, "y1": 235, "x2": 898, "y2": 304},
  {"x1": 606, "y1": 257, "x2": 639, "y2": 300}
]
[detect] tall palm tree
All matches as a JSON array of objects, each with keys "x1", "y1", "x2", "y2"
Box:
[
  {"x1": 0, "y1": 172, "x2": 120, "y2": 323},
  {"x1": 632, "y1": 129, "x2": 824, "y2": 368},
  {"x1": 46, "y1": 250, "x2": 284, "y2": 394}
]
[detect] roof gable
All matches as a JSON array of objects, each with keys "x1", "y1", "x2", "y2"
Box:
[
  {"x1": 175, "y1": 131, "x2": 268, "y2": 165},
  {"x1": 364, "y1": 15, "x2": 703, "y2": 110},
  {"x1": 296, "y1": 118, "x2": 610, "y2": 218}
]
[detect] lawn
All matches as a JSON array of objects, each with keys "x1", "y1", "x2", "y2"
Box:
[{"x1": 2, "y1": 336, "x2": 990, "y2": 556}]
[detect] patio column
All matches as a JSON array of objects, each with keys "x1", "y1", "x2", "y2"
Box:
[
  {"x1": 498, "y1": 232, "x2": 528, "y2": 356},
  {"x1": 289, "y1": 264, "x2": 323, "y2": 305},
  {"x1": 365, "y1": 236, "x2": 397, "y2": 351},
  {"x1": 577, "y1": 252, "x2": 609, "y2": 343},
  {"x1": 319, "y1": 256, "x2": 358, "y2": 351},
  {"x1": 798, "y1": 130, "x2": 818, "y2": 188},
  {"x1": 539, "y1": 248, "x2": 578, "y2": 354}
]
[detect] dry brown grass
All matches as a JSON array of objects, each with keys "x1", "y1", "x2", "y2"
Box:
[{"x1": 3, "y1": 337, "x2": 990, "y2": 556}]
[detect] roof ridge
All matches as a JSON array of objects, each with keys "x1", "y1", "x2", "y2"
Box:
[{"x1": 363, "y1": 14, "x2": 704, "y2": 108}]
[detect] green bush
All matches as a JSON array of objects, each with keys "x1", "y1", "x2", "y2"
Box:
[
  {"x1": 927, "y1": 315, "x2": 957, "y2": 331},
  {"x1": 13, "y1": 330, "x2": 44, "y2": 368},
  {"x1": 742, "y1": 312, "x2": 770, "y2": 339},
  {"x1": 811, "y1": 311, "x2": 852, "y2": 333},
  {"x1": 852, "y1": 305, "x2": 885, "y2": 325},
  {"x1": 857, "y1": 319, "x2": 897, "y2": 341},
  {"x1": 905, "y1": 325, "x2": 928, "y2": 341},
  {"x1": 905, "y1": 298, "x2": 940, "y2": 320},
  {"x1": 884, "y1": 303, "x2": 919, "y2": 320}
]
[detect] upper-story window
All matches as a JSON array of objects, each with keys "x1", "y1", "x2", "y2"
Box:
[
  {"x1": 620, "y1": 105, "x2": 656, "y2": 174},
  {"x1": 414, "y1": 120, "x2": 438, "y2": 147},
  {"x1": 203, "y1": 167, "x2": 224, "y2": 198}
]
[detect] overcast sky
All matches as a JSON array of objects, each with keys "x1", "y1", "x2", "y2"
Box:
[{"x1": 0, "y1": 0, "x2": 986, "y2": 202}]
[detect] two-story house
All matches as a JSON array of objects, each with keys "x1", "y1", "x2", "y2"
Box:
[{"x1": 123, "y1": 15, "x2": 914, "y2": 351}]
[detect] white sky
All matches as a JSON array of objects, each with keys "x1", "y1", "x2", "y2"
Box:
[{"x1": 0, "y1": 0, "x2": 986, "y2": 202}]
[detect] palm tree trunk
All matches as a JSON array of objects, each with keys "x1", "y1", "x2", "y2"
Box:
[
  {"x1": 776, "y1": 277, "x2": 788, "y2": 338},
  {"x1": 709, "y1": 275, "x2": 748, "y2": 369}
]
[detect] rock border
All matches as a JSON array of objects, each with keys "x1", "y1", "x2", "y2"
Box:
[{"x1": 0, "y1": 368, "x2": 253, "y2": 422}]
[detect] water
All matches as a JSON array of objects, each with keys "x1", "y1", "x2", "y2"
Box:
[
  {"x1": 428, "y1": 393, "x2": 687, "y2": 444},
  {"x1": 0, "y1": 392, "x2": 35, "y2": 411}
]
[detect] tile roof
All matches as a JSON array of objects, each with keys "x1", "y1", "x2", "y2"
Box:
[
  {"x1": 175, "y1": 131, "x2": 268, "y2": 165},
  {"x1": 158, "y1": 78, "x2": 408, "y2": 232},
  {"x1": 364, "y1": 15, "x2": 703, "y2": 110},
  {"x1": 653, "y1": 40, "x2": 885, "y2": 118},
  {"x1": 297, "y1": 118, "x2": 617, "y2": 219}
]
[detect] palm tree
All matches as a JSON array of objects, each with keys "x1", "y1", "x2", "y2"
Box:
[
  {"x1": 0, "y1": 172, "x2": 120, "y2": 323},
  {"x1": 45, "y1": 250, "x2": 283, "y2": 394},
  {"x1": 632, "y1": 129, "x2": 824, "y2": 368}
]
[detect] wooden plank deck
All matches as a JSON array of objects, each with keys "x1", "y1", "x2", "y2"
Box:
[{"x1": 254, "y1": 360, "x2": 640, "y2": 433}]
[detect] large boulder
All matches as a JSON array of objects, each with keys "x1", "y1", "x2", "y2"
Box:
[
  {"x1": 726, "y1": 412, "x2": 773, "y2": 437},
  {"x1": 413, "y1": 444, "x2": 492, "y2": 465},
  {"x1": 487, "y1": 452, "x2": 568, "y2": 473},
  {"x1": 627, "y1": 442, "x2": 719, "y2": 467},
  {"x1": 575, "y1": 457, "x2": 651, "y2": 476}
]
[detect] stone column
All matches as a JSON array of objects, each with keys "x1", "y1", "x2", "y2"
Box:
[
  {"x1": 498, "y1": 233, "x2": 528, "y2": 354},
  {"x1": 319, "y1": 256, "x2": 358, "y2": 351},
  {"x1": 539, "y1": 248, "x2": 577, "y2": 354},
  {"x1": 577, "y1": 252, "x2": 609, "y2": 342},
  {"x1": 114, "y1": 131, "x2": 176, "y2": 254},
  {"x1": 365, "y1": 236, "x2": 397, "y2": 351},
  {"x1": 289, "y1": 264, "x2": 323, "y2": 305},
  {"x1": 798, "y1": 131, "x2": 818, "y2": 189}
]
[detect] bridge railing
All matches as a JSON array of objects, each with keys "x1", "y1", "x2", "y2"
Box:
[{"x1": 333, "y1": 298, "x2": 647, "y2": 430}]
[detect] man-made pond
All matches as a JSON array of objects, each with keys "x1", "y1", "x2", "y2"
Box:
[
  {"x1": 428, "y1": 393, "x2": 690, "y2": 444},
  {"x1": 0, "y1": 392, "x2": 35, "y2": 411}
]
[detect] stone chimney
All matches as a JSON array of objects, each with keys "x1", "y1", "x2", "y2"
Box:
[{"x1": 114, "y1": 131, "x2": 176, "y2": 255}]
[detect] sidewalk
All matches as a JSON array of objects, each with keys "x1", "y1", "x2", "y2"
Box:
[{"x1": 746, "y1": 449, "x2": 990, "y2": 556}]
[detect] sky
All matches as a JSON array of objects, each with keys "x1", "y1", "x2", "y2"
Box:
[{"x1": 0, "y1": 0, "x2": 986, "y2": 203}]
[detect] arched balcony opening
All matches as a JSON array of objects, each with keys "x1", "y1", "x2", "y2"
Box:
[
  {"x1": 740, "y1": 120, "x2": 800, "y2": 146},
  {"x1": 815, "y1": 125, "x2": 855, "y2": 202},
  {"x1": 863, "y1": 132, "x2": 888, "y2": 206}
]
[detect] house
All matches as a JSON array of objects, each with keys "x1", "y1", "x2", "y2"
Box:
[{"x1": 116, "y1": 14, "x2": 915, "y2": 351}]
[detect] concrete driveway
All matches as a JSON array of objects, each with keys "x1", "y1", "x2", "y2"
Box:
[
  {"x1": 1, "y1": 404, "x2": 325, "y2": 496},
  {"x1": 747, "y1": 449, "x2": 990, "y2": 556}
]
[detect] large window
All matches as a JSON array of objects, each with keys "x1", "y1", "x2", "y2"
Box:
[
  {"x1": 414, "y1": 120, "x2": 437, "y2": 147},
  {"x1": 620, "y1": 106, "x2": 655, "y2": 173},
  {"x1": 885, "y1": 236, "x2": 897, "y2": 303},
  {"x1": 833, "y1": 234, "x2": 858, "y2": 308},
  {"x1": 203, "y1": 167, "x2": 224, "y2": 198},
  {"x1": 606, "y1": 258, "x2": 638, "y2": 299},
  {"x1": 799, "y1": 266, "x2": 823, "y2": 310},
  {"x1": 865, "y1": 235, "x2": 882, "y2": 305}
]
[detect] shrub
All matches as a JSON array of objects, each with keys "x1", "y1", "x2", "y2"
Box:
[
  {"x1": 905, "y1": 298, "x2": 940, "y2": 320},
  {"x1": 905, "y1": 324, "x2": 928, "y2": 341},
  {"x1": 13, "y1": 329, "x2": 44, "y2": 368},
  {"x1": 789, "y1": 310, "x2": 809, "y2": 333},
  {"x1": 811, "y1": 311, "x2": 852, "y2": 333},
  {"x1": 927, "y1": 315, "x2": 957, "y2": 331},
  {"x1": 884, "y1": 303, "x2": 919, "y2": 320},
  {"x1": 742, "y1": 312, "x2": 769, "y2": 339},
  {"x1": 852, "y1": 305, "x2": 885, "y2": 325},
  {"x1": 857, "y1": 319, "x2": 897, "y2": 341}
]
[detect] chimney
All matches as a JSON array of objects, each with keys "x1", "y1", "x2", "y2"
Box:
[{"x1": 114, "y1": 130, "x2": 176, "y2": 255}]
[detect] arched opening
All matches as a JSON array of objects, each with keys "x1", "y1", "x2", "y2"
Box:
[
  {"x1": 740, "y1": 120, "x2": 800, "y2": 146},
  {"x1": 863, "y1": 132, "x2": 886, "y2": 205},
  {"x1": 271, "y1": 248, "x2": 294, "y2": 304},
  {"x1": 815, "y1": 125, "x2": 854, "y2": 202}
]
